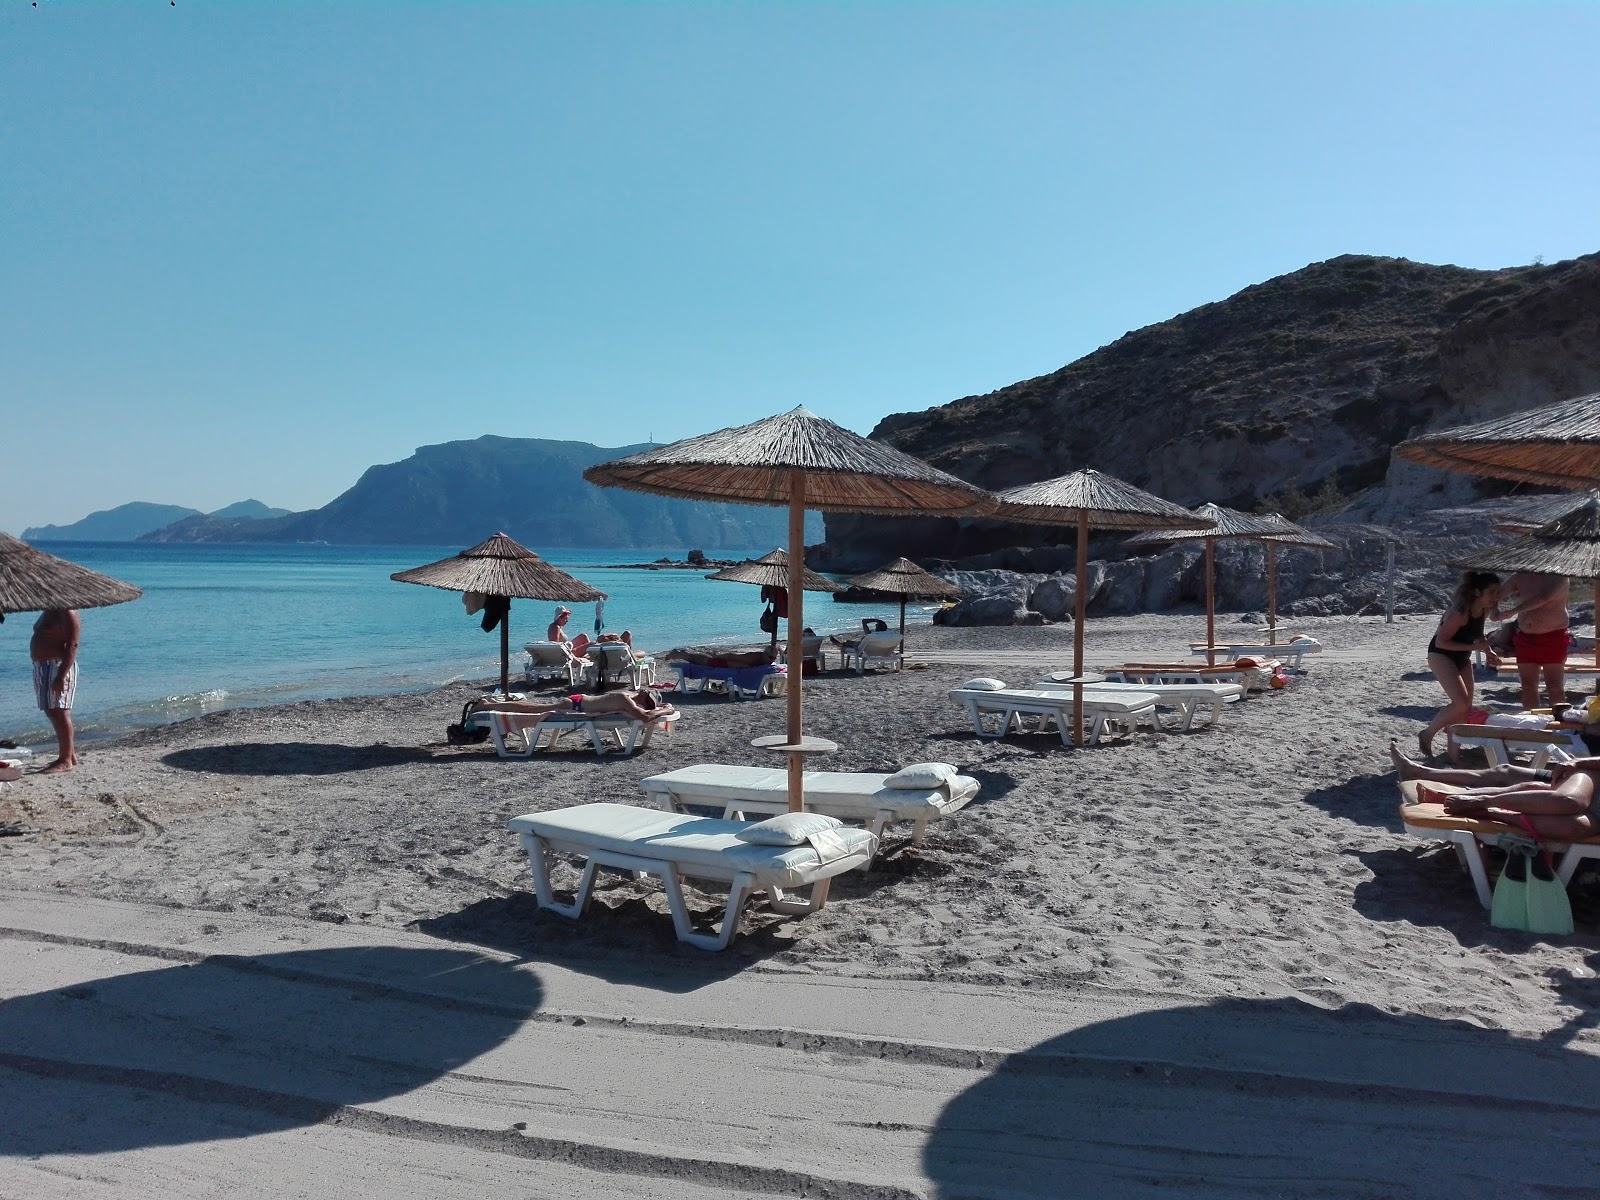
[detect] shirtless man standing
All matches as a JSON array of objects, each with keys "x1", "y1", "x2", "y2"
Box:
[
  {"x1": 1496, "y1": 571, "x2": 1570, "y2": 709},
  {"x1": 30, "y1": 607, "x2": 81, "y2": 774}
]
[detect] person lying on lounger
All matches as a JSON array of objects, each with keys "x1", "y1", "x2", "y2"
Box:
[
  {"x1": 469, "y1": 689, "x2": 677, "y2": 734},
  {"x1": 1389, "y1": 742, "x2": 1600, "y2": 840}
]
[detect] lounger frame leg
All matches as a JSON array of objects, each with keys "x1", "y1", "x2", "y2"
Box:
[
  {"x1": 520, "y1": 832, "x2": 601, "y2": 917},
  {"x1": 767, "y1": 878, "x2": 832, "y2": 916},
  {"x1": 522, "y1": 835, "x2": 760, "y2": 951}
]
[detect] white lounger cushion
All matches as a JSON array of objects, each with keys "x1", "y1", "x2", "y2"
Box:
[
  {"x1": 1035, "y1": 679, "x2": 1243, "y2": 732},
  {"x1": 953, "y1": 686, "x2": 1159, "y2": 715},
  {"x1": 509, "y1": 803, "x2": 875, "y2": 890},
  {"x1": 641, "y1": 764, "x2": 979, "y2": 823}
]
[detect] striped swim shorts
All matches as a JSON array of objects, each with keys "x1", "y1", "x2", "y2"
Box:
[{"x1": 34, "y1": 659, "x2": 78, "y2": 711}]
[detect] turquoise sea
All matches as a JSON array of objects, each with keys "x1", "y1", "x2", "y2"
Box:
[{"x1": 1, "y1": 543, "x2": 927, "y2": 749}]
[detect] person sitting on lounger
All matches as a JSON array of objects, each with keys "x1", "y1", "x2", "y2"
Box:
[
  {"x1": 830, "y1": 617, "x2": 889, "y2": 653},
  {"x1": 1390, "y1": 742, "x2": 1600, "y2": 840},
  {"x1": 469, "y1": 688, "x2": 676, "y2": 735}
]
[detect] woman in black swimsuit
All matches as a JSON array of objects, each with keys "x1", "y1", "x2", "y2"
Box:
[{"x1": 1419, "y1": 571, "x2": 1500, "y2": 758}]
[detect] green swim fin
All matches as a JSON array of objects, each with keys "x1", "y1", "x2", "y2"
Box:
[
  {"x1": 1524, "y1": 850, "x2": 1575, "y2": 936},
  {"x1": 1490, "y1": 847, "x2": 1529, "y2": 931}
]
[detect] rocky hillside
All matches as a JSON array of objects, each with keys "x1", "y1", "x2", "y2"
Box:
[
  {"x1": 822, "y1": 251, "x2": 1600, "y2": 567},
  {"x1": 139, "y1": 436, "x2": 821, "y2": 551}
]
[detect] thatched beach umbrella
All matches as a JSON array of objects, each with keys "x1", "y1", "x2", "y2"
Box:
[
  {"x1": 1490, "y1": 490, "x2": 1600, "y2": 535},
  {"x1": 1450, "y1": 498, "x2": 1600, "y2": 579},
  {"x1": 0, "y1": 531, "x2": 142, "y2": 617},
  {"x1": 1127, "y1": 503, "x2": 1280, "y2": 667},
  {"x1": 845, "y1": 557, "x2": 962, "y2": 645},
  {"x1": 1451, "y1": 498, "x2": 1600, "y2": 666},
  {"x1": 391, "y1": 533, "x2": 606, "y2": 697},
  {"x1": 706, "y1": 549, "x2": 842, "y2": 650},
  {"x1": 1395, "y1": 391, "x2": 1600, "y2": 489},
  {"x1": 1398, "y1": 393, "x2": 1600, "y2": 665},
  {"x1": 1251, "y1": 512, "x2": 1339, "y2": 644},
  {"x1": 989, "y1": 470, "x2": 1211, "y2": 745},
  {"x1": 585, "y1": 406, "x2": 992, "y2": 811}
]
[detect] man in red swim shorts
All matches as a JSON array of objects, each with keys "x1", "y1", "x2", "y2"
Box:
[{"x1": 1496, "y1": 571, "x2": 1570, "y2": 709}]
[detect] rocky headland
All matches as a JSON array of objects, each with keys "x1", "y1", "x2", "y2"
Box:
[{"x1": 819, "y1": 251, "x2": 1600, "y2": 570}]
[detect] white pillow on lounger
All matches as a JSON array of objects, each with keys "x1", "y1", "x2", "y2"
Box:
[
  {"x1": 962, "y1": 678, "x2": 1008, "y2": 691},
  {"x1": 884, "y1": 762, "x2": 958, "y2": 790},
  {"x1": 738, "y1": 812, "x2": 845, "y2": 846}
]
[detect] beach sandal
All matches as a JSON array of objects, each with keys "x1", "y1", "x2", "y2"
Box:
[{"x1": 1514, "y1": 814, "x2": 1575, "y2": 936}]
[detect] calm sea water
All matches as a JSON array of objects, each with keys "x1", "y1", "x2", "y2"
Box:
[{"x1": 0, "y1": 542, "x2": 927, "y2": 749}]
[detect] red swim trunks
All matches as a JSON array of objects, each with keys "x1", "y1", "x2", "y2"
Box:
[{"x1": 1512, "y1": 628, "x2": 1570, "y2": 665}]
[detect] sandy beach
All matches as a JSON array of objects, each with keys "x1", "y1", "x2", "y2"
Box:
[{"x1": 4, "y1": 612, "x2": 1599, "y2": 1196}]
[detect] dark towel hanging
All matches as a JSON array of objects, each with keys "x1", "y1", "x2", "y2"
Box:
[{"x1": 480, "y1": 594, "x2": 510, "y2": 632}]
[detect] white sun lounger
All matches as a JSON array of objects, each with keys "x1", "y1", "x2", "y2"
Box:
[
  {"x1": 1189, "y1": 639, "x2": 1319, "y2": 669},
  {"x1": 1398, "y1": 780, "x2": 1600, "y2": 908},
  {"x1": 1035, "y1": 678, "x2": 1243, "y2": 732},
  {"x1": 523, "y1": 641, "x2": 585, "y2": 686},
  {"x1": 639, "y1": 764, "x2": 980, "y2": 848},
  {"x1": 508, "y1": 802, "x2": 877, "y2": 950},
  {"x1": 1444, "y1": 722, "x2": 1579, "y2": 770},
  {"x1": 949, "y1": 686, "x2": 1160, "y2": 746},
  {"x1": 841, "y1": 631, "x2": 905, "y2": 674},
  {"x1": 478, "y1": 708, "x2": 678, "y2": 757}
]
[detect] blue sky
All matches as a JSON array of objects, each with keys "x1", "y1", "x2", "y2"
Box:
[{"x1": 3, "y1": 1, "x2": 1597, "y2": 533}]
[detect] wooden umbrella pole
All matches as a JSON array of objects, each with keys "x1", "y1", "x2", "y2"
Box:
[
  {"x1": 1074, "y1": 512, "x2": 1087, "y2": 748},
  {"x1": 1266, "y1": 542, "x2": 1278, "y2": 645},
  {"x1": 1205, "y1": 539, "x2": 1216, "y2": 668},
  {"x1": 500, "y1": 603, "x2": 511, "y2": 697},
  {"x1": 898, "y1": 596, "x2": 906, "y2": 668},
  {"x1": 786, "y1": 470, "x2": 806, "y2": 812}
]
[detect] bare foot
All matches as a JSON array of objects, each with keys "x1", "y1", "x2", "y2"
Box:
[
  {"x1": 1416, "y1": 732, "x2": 1432, "y2": 759},
  {"x1": 40, "y1": 759, "x2": 72, "y2": 775},
  {"x1": 1389, "y1": 740, "x2": 1422, "y2": 779}
]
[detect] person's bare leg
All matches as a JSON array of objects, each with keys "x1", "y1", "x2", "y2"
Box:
[
  {"x1": 1518, "y1": 663, "x2": 1541, "y2": 709},
  {"x1": 1421, "y1": 654, "x2": 1473, "y2": 756},
  {"x1": 1544, "y1": 664, "x2": 1567, "y2": 709},
  {"x1": 1447, "y1": 776, "x2": 1593, "y2": 839},
  {"x1": 1390, "y1": 741, "x2": 1533, "y2": 786},
  {"x1": 41, "y1": 708, "x2": 74, "y2": 773}
]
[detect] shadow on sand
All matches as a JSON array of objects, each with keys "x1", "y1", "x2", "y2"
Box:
[
  {"x1": 923, "y1": 990, "x2": 1600, "y2": 1197},
  {"x1": 0, "y1": 945, "x2": 540, "y2": 1157},
  {"x1": 162, "y1": 742, "x2": 440, "y2": 775}
]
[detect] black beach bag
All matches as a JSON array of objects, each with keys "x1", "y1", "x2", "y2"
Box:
[{"x1": 446, "y1": 702, "x2": 491, "y2": 746}]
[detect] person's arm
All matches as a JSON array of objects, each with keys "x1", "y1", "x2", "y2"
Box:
[
  {"x1": 56, "y1": 612, "x2": 81, "y2": 706},
  {"x1": 1431, "y1": 610, "x2": 1485, "y2": 654},
  {"x1": 1496, "y1": 576, "x2": 1565, "y2": 620}
]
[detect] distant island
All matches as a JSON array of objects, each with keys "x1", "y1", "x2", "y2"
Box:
[
  {"x1": 23, "y1": 499, "x2": 289, "y2": 542},
  {"x1": 25, "y1": 438, "x2": 823, "y2": 551}
]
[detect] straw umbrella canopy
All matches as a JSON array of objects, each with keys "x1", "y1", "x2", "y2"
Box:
[
  {"x1": 705, "y1": 549, "x2": 843, "y2": 650},
  {"x1": 1489, "y1": 490, "x2": 1600, "y2": 534},
  {"x1": 705, "y1": 549, "x2": 843, "y2": 592},
  {"x1": 1127, "y1": 503, "x2": 1281, "y2": 666},
  {"x1": 585, "y1": 405, "x2": 992, "y2": 811},
  {"x1": 989, "y1": 469, "x2": 1212, "y2": 745},
  {"x1": 1249, "y1": 512, "x2": 1339, "y2": 643},
  {"x1": 1449, "y1": 498, "x2": 1600, "y2": 579},
  {"x1": 1394, "y1": 391, "x2": 1600, "y2": 489},
  {"x1": 0, "y1": 531, "x2": 142, "y2": 617},
  {"x1": 391, "y1": 532, "x2": 606, "y2": 697},
  {"x1": 845, "y1": 557, "x2": 962, "y2": 642}
]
